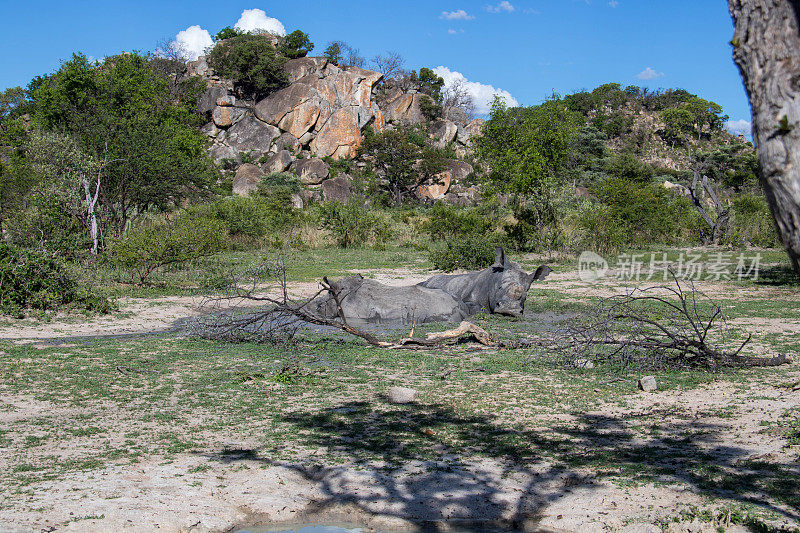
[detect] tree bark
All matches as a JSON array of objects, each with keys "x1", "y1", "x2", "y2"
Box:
[
  {"x1": 81, "y1": 171, "x2": 101, "y2": 255},
  {"x1": 730, "y1": 0, "x2": 800, "y2": 275}
]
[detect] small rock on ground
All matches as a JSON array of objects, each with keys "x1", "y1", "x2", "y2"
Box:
[
  {"x1": 638, "y1": 375, "x2": 658, "y2": 392},
  {"x1": 387, "y1": 386, "x2": 418, "y2": 404}
]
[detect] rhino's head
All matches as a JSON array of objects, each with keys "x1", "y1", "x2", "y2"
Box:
[{"x1": 488, "y1": 248, "x2": 552, "y2": 317}]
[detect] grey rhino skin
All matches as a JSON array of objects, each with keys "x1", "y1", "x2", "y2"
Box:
[
  {"x1": 418, "y1": 247, "x2": 552, "y2": 317},
  {"x1": 309, "y1": 275, "x2": 469, "y2": 325}
]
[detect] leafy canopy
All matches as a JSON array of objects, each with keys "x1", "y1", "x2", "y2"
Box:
[
  {"x1": 478, "y1": 95, "x2": 583, "y2": 202},
  {"x1": 27, "y1": 52, "x2": 216, "y2": 232},
  {"x1": 207, "y1": 34, "x2": 289, "y2": 99}
]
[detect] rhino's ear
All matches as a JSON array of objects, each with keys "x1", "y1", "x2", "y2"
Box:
[
  {"x1": 492, "y1": 247, "x2": 506, "y2": 270},
  {"x1": 529, "y1": 265, "x2": 553, "y2": 283}
]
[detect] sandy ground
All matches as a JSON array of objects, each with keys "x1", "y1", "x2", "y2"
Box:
[
  {"x1": 1, "y1": 266, "x2": 799, "y2": 532},
  {"x1": 1, "y1": 379, "x2": 797, "y2": 533}
]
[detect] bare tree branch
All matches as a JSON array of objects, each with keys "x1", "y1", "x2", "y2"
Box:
[{"x1": 550, "y1": 272, "x2": 791, "y2": 369}]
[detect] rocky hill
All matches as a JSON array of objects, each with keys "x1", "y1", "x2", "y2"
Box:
[{"x1": 188, "y1": 55, "x2": 482, "y2": 202}]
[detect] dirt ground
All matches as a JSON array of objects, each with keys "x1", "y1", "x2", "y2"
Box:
[{"x1": 0, "y1": 266, "x2": 798, "y2": 532}]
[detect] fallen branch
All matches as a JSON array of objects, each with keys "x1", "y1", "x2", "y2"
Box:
[
  {"x1": 551, "y1": 271, "x2": 792, "y2": 369},
  {"x1": 393, "y1": 321, "x2": 494, "y2": 347}
]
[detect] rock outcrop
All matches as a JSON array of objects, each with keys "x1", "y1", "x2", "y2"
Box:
[
  {"x1": 291, "y1": 158, "x2": 330, "y2": 185},
  {"x1": 321, "y1": 175, "x2": 353, "y2": 202},
  {"x1": 232, "y1": 164, "x2": 264, "y2": 196},
  {"x1": 197, "y1": 56, "x2": 399, "y2": 166},
  {"x1": 188, "y1": 53, "x2": 480, "y2": 202}
]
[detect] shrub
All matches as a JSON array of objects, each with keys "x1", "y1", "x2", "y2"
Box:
[
  {"x1": 730, "y1": 194, "x2": 780, "y2": 247},
  {"x1": 586, "y1": 178, "x2": 703, "y2": 250},
  {"x1": 570, "y1": 202, "x2": 629, "y2": 255},
  {"x1": 316, "y1": 200, "x2": 392, "y2": 248},
  {"x1": 189, "y1": 185, "x2": 300, "y2": 245},
  {"x1": 419, "y1": 94, "x2": 442, "y2": 121},
  {"x1": 603, "y1": 152, "x2": 654, "y2": 183},
  {"x1": 424, "y1": 204, "x2": 502, "y2": 271},
  {"x1": 206, "y1": 34, "x2": 288, "y2": 99},
  {"x1": 429, "y1": 237, "x2": 497, "y2": 272},
  {"x1": 256, "y1": 172, "x2": 302, "y2": 194},
  {"x1": 423, "y1": 203, "x2": 495, "y2": 242},
  {"x1": 214, "y1": 27, "x2": 242, "y2": 41},
  {"x1": 109, "y1": 214, "x2": 227, "y2": 284},
  {"x1": 0, "y1": 241, "x2": 110, "y2": 315}
]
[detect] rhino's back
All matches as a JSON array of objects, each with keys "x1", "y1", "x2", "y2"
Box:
[
  {"x1": 343, "y1": 280, "x2": 465, "y2": 323},
  {"x1": 419, "y1": 271, "x2": 489, "y2": 313}
]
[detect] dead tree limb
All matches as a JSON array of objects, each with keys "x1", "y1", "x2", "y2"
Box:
[{"x1": 552, "y1": 272, "x2": 792, "y2": 369}]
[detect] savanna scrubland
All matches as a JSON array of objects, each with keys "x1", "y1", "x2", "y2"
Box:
[{"x1": 0, "y1": 22, "x2": 798, "y2": 533}]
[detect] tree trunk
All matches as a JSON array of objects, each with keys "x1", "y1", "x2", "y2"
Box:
[
  {"x1": 81, "y1": 171, "x2": 101, "y2": 255},
  {"x1": 730, "y1": 0, "x2": 800, "y2": 275}
]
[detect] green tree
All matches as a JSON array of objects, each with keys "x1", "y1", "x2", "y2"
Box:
[
  {"x1": 323, "y1": 42, "x2": 343, "y2": 65},
  {"x1": 110, "y1": 214, "x2": 227, "y2": 285},
  {"x1": 28, "y1": 52, "x2": 216, "y2": 239},
  {"x1": 415, "y1": 67, "x2": 445, "y2": 104},
  {"x1": 0, "y1": 87, "x2": 27, "y2": 136},
  {"x1": 214, "y1": 26, "x2": 242, "y2": 41},
  {"x1": 25, "y1": 130, "x2": 105, "y2": 254},
  {"x1": 0, "y1": 87, "x2": 31, "y2": 234},
  {"x1": 477, "y1": 96, "x2": 582, "y2": 249},
  {"x1": 683, "y1": 96, "x2": 728, "y2": 139},
  {"x1": 280, "y1": 30, "x2": 314, "y2": 59},
  {"x1": 478, "y1": 96, "x2": 582, "y2": 206},
  {"x1": 359, "y1": 127, "x2": 422, "y2": 204},
  {"x1": 207, "y1": 34, "x2": 288, "y2": 99},
  {"x1": 660, "y1": 107, "x2": 695, "y2": 147}
]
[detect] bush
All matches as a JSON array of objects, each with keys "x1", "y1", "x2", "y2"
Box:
[
  {"x1": 423, "y1": 203, "x2": 495, "y2": 242},
  {"x1": 424, "y1": 204, "x2": 502, "y2": 271},
  {"x1": 730, "y1": 194, "x2": 780, "y2": 247},
  {"x1": 256, "y1": 171, "x2": 302, "y2": 193},
  {"x1": 316, "y1": 200, "x2": 392, "y2": 248},
  {"x1": 429, "y1": 237, "x2": 497, "y2": 272},
  {"x1": 206, "y1": 34, "x2": 288, "y2": 99},
  {"x1": 604, "y1": 152, "x2": 654, "y2": 183},
  {"x1": 109, "y1": 214, "x2": 227, "y2": 284},
  {"x1": 0, "y1": 241, "x2": 110, "y2": 315},
  {"x1": 189, "y1": 185, "x2": 300, "y2": 246},
  {"x1": 585, "y1": 178, "x2": 703, "y2": 250},
  {"x1": 279, "y1": 30, "x2": 314, "y2": 59},
  {"x1": 419, "y1": 94, "x2": 442, "y2": 121}
]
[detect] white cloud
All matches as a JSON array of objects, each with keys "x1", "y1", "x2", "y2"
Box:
[
  {"x1": 441, "y1": 9, "x2": 474, "y2": 20},
  {"x1": 433, "y1": 66, "x2": 519, "y2": 115},
  {"x1": 486, "y1": 1, "x2": 515, "y2": 13},
  {"x1": 234, "y1": 8, "x2": 286, "y2": 36},
  {"x1": 171, "y1": 25, "x2": 213, "y2": 61},
  {"x1": 608, "y1": 0, "x2": 619, "y2": 7},
  {"x1": 448, "y1": 28, "x2": 458, "y2": 34},
  {"x1": 637, "y1": 67, "x2": 664, "y2": 80},
  {"x1": 725, "y1": 119, "x2": 752, "y2": 137}
]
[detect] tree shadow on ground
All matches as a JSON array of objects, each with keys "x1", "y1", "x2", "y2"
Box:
[
  {"x1": 752, "y1": 264, "x2": 800, "y2": 286},
  {"x1": 206, "y1": 397, "x2": 799, "y2": 530}
]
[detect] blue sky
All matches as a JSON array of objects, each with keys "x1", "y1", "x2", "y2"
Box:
[{"x1": 0, "y1": 1, "x2": 751, "y2": 133}]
